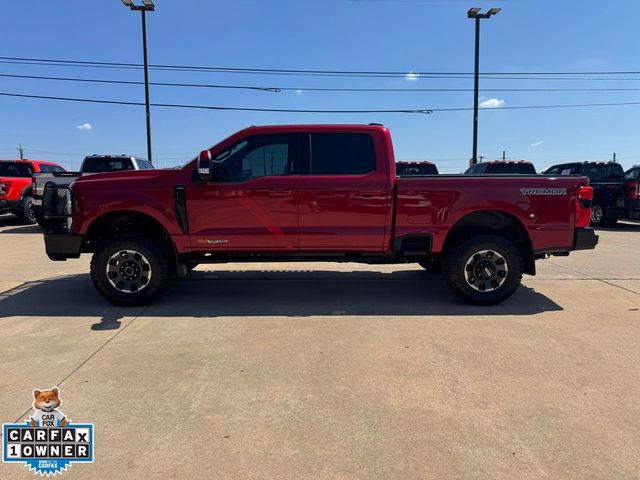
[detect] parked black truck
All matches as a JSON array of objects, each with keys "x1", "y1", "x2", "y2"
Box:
[{"x1": 543, "y1": 161, "x2": 640, "y2": 227}]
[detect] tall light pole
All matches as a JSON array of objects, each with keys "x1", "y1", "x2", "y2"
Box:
[
  {"x1": 122, "y1": 0, "x2": 155, "y2": 164},
  {"x1": 467, "y1": 7, "x2": 501, "y2": 166}
]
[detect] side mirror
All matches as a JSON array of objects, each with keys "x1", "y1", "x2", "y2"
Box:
[{"x1": 197, "y1": 150, "x2": 212, "y2": 182}]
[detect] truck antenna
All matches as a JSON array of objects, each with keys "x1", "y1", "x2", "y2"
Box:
[{"x1": 18, "y1": 144, "x2": 24, "y2": 159}]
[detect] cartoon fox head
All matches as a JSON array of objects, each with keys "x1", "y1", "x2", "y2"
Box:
[{"x1": 33, "y1": 387, "x2": 62, "y2": 412}]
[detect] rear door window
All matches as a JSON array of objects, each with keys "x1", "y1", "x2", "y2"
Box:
[
  {"x1": 0, "y1": 162, "x2": 33, "y2": 177},
  {"x1": 309, "y1": 133, "x2": 376, "y2": 175}
]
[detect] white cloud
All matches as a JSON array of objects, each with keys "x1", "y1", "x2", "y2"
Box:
[
  {"x1": 76, "y1": 123, "x2": 93, "y2": 130},
  {"x1": 479, "y1": 98, "x2": 505, "y2": 109},
  {"x1": 294, "y1": 89, "x2": 303, "y2": 96},
  {"x1": 405, "y1": 71, "x2": 420, "y2": 81},
  {"x1": 531, "y1": 140, "x2": 544, "y2": 148}
]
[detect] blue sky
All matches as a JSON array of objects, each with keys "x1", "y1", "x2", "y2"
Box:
[{"x1": 1, "y1": 0, "x2": 639, "y2": 173}]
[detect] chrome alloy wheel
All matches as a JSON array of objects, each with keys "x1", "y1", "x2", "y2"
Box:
[
  {"x1": 106, "y1": 249, "x2": 152, "y2": 293},
  {"x1": 464, "y1": 249, "x2": 508, "y2": 292}
]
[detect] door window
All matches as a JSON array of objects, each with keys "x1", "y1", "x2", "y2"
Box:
[
  {"x1": 214, "y1": 135, "x2": 292, "y2": 182},
  {"x1": 309, "y1": 133, "x2": 376, "y2": 175}
]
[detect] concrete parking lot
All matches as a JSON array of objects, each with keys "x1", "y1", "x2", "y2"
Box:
[{"x1": 0, "y1": 216, "x2": 638, "y2": 479}]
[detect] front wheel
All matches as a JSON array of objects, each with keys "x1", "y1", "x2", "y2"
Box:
[
  {"x1": 16, "y1": 196, "x2": 36, "y2": 225},
  {"x1": 443, "y1": 234, "x2": 523, "y2": 305},
  {"x1": 90, "y1": 234, "x2": 169, "y2": 306}
]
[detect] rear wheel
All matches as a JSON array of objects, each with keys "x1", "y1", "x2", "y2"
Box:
[
  {"x1": 90, "y1": 234, "x2": 169, "y2": 306},
  {"x1": 443, "y1": 234, "x2": 523, "y2": 305},
  {"x1": 590, "y1": 202, "x2": 607, "y2": 227},
  {"x1": 16, "y1": 196, "x2": 36, "y2": 225}
]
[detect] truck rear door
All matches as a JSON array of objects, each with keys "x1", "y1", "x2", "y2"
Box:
[{"x1": 298, "y1": 131, "x2": 392, "y2": 251}]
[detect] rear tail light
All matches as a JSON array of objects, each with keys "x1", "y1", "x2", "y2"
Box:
[
  {"x1": 627, "y1": 180, "x2": 640, "y2": 200},
  {"x1": 575, "y1": 185, "x2": 593, "y2": 227}
]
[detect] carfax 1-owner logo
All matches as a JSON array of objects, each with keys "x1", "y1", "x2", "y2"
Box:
[{"x1": 3, "y1": 387, "x2": 94, "y2": 476}]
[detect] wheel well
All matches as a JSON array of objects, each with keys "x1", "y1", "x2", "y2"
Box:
[
  {"x1": 443, "y1": 210, "x2": 535, "y2": 275},
  {"x1": 20, "y1": 184, "x2": 33, "y2": 200},
  {"x1": 84, "y1": 211, "x2": 177, "y2": 274}
]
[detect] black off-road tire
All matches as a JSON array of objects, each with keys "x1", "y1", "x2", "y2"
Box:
[
  {"x1": 443, "y1": 234, "x2": 523, "y2": 305},
  {"x1": 34, "y1": 206, "x2": 50, "y2": 228},
  {"x1": 90, "y1": 234, "x2": 169, "y2": 306},
  {"x1": 16, "y1": 196, "x2": 37, "y2": 225}
]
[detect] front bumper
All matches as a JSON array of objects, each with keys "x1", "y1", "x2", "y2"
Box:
[
  {"x1": 44, "y1": 234, "x2": 83, "y2": 261},
  {"x1": 573, "y1": 228, "x2": 598, "y2": 251}
]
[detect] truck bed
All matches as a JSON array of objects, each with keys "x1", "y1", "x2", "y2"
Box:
[{"x1": 395, "y1": 174, "x2": 589, "y2": 254}]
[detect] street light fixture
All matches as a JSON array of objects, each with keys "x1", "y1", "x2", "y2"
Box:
[
  {"x1": 467, "y1": 7, "x2": 501, "y2": 166},
  {"x1": 121, "y1": 0, "x2": 155, "y2": 164}
]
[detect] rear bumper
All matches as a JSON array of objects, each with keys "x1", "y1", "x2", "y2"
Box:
[
  {"x1": 44, "y1": 234, "x2": 83, "y2": 261},
  {"x1": 573, "y1": 228, "x2": 598, "y2": 251}
]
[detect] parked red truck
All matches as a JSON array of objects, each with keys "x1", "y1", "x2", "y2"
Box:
[
  {"x1": 0, "y1": 159, "x2": 65, "y2": 224},
  {"x1": 42, "y1": 125, "x2": 597, "y2": 306}
]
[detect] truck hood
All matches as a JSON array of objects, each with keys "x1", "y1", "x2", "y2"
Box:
[{"x1": 71, "y1": 167, "x2": 187, "y2": 187}]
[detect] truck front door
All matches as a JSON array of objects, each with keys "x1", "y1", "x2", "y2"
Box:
[{"x1": 188, "y1": 133, "x2": 300, "y2": 251}]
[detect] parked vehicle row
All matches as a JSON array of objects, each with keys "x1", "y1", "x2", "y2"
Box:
[
  {"x1": 397, "y1": 159, "x2": 639, "y2": 227},
  {"x1": 40, "y1": 124, "x2": 597, "y2": 307},
  {"x1": 542, "y1": 162, "x2": 637, "y2": 227}
]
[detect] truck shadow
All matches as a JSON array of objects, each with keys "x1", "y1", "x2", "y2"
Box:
[
  {"x1": 597, "y1": 221, "x2": 640, "y2": 232},
  {"x1": 0, "y1": 214, "x2": 41, "y2": 233},
  {"x1": 0, "y1": 270, "x2": 562, "y2": 329}
]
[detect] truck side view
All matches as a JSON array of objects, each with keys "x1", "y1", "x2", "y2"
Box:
[{"x1": 42, "y1": 125, "x2": 598, "y2": 306}]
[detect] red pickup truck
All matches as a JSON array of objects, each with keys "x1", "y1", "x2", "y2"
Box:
[
  {"x1": 42, "y1": 124, "x2": 597, "y2": 306},
  {"x1": 0, "y1": 159, "x2": 65, "y2": 224}
]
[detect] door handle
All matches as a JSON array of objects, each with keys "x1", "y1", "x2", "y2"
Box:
[
  {"x1": 269, "y1": 190, "x2": 292, "y2": 197},
  {"x1": 358, "y1": 189, "x2": 381, "y2": 198}
]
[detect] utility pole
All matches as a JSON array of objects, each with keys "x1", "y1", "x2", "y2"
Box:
[
  {"x1": 122, "y1": 0, "x2": 155, "y2": 164},
  {"x1": 467, "y1": 7, "x2": 501, "y2": 166},
  {"x1": 18, "y1": 144, "x2": 24, "y2": 159}
]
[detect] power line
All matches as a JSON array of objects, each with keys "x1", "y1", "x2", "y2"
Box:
[
  {"x1": 0, "y1": 92, "x2": 433, "y2": 114},
  {"x1": 2, "y1": 56, "x2": 640, "y2": 80},
  {"x1": 4, "y1": 72, "x2": 640, "y2": 93},
  {"x1": 2, "y1": 90, "x2": 640, "y2": 113}
]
